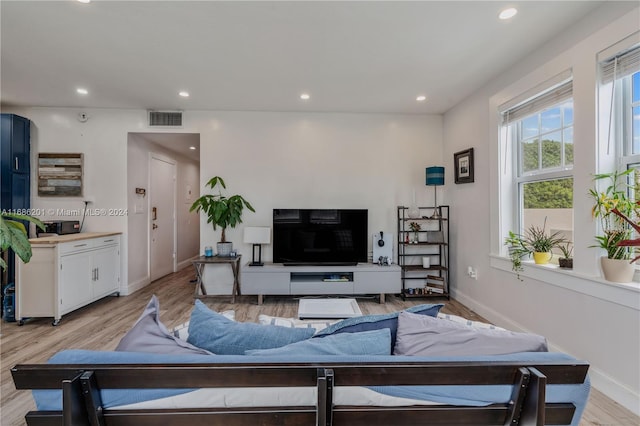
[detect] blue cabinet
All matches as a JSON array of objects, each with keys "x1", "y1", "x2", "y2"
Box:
[{"x1": 1, "y1": 113, "x2": 31, "y2": 289}]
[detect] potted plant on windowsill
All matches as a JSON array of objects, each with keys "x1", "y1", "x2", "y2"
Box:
[
  {"x1": 558, "y1": 242, "x2": 573, "y2": 269},
  {"x1": 590, "y1": 169, "x2": 639, "y2": 283},
  {"x1": 189, "y1": 176, "x2": 255, "y2": 257},
  {"x1": 504, "y1": 219, "x2": 566, "y2": 279}
]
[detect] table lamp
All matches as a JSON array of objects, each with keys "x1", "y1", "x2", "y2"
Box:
[
  {"x1": 425, "y1": 166, "x2": 445, "y2": 219},
  {"x1": 244, "y1": 226, "x2": 271, "y2": 266}
]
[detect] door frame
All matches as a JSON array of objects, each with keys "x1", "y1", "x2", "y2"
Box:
[{"x1": 148, "y1": 152, "x2": 177, "y2": 280}]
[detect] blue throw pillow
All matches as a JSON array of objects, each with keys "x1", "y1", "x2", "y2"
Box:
[
  {"x1": 187, "y1": 300, "x2": 315, "y2": 355},
  {"x1": 314, "y1": 304, "x2": 443, "y2": 351},
  {"x1": 245, "y1": 329, "x2": 391, "y2": 356}
]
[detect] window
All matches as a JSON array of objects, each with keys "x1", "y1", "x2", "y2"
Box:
[
  {"x1": 599, "y1": 41, "x2": 640, "y2": 265},
  {"x1": 501, "y1": 80, "x2": 574, "y2": 246}
]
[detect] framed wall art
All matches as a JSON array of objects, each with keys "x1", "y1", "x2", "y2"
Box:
[
  {"x1": 38, "y1": 153, "x2": 83, "y2": 196},
  {"x1": 454, "y1": 148, "x2": 474, "y2": 184}
]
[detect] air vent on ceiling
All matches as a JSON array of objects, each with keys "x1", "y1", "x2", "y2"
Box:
[{"x1": 148, "y1": 111, "x2": 183, "y2": 127}]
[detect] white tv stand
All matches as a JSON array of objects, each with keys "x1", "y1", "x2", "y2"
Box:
[{"x1": 241, "y1": 262, "x2": 401, "y2": 304}]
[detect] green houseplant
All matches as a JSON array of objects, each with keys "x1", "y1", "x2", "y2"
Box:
[
  {"x1": 589, "y1": 169, "x2": 639, "y2": 282},
  {"x1": 0, "y1": 212, "x2": 45, "y2": 271},
  {"x1": 558, "y1": 242, "x2": 573, "y2": 269},
  {"x1": 504, "y1": 219, "x2": 566, "y2": 278},
  {"x1": 190, "y1": 176, "x2": 255, "y2": 256}
]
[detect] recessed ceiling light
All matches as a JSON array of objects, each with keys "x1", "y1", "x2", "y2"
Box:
[
  {"x1": 189, "y1": 146, "x2": 196, "y2": 150},
  {"x1": 499, "y1": 8, "x2": 518, "y2": 20},
  {"x1": 179, "y1": 91, "x2": 190, "y2": 98},
  {"x1": 300, "y1": 93, "x2": 310, "y2": 100},
  {"x1": 76, "y1": 88, "x2": 88, "y2": 95},
  {"x1": 77, "y1": 0, "x2": 91, "y2": 3},
  {"x1": 416, "y1": 95, "x2": 427, "y2": 102}
]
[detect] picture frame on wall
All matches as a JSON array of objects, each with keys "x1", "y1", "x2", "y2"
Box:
[{"x1": 454, "y1": 148, "x2": 474, "y2": 184}]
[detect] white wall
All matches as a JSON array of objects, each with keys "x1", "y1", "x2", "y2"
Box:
[
  {"x1": 126, "y1": 134, "x2": 200, "y2": 294},
  {"x1": 443, "y1": 5, "x2": 640, "y2": 414},
  {"x1": 3, "y1": 107, "x2": 441, "y2": 295},
  {"x1": 191, "y1": 111, "x2": 442, "y2": 293}
]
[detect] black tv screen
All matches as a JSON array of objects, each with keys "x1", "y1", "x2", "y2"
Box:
[{"x1": 273, "y1": 209, "x2": 368, "y2": 265}]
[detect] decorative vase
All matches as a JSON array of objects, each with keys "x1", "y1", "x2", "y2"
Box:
[
  {"x1": 408, "y1": 190, "x2": 420, "y2": 219},
  {"x1": 532, "y1": 252, "x2": 551, "y2": 265},
  {"x1": 558, "y1": 258, "x2": 573, "y2": 269},
  {"x1": 600, "y1": 256, "x2": 635, "y2": 283},
  {"x1": 217, "y1": 242, "x2": 233, "y2": 257}
]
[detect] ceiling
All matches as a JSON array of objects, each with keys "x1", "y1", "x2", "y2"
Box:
[{"x1": 1, "y1": 1, "x2": 615, "y2": 118}]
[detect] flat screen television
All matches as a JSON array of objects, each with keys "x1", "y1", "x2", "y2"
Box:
[{"x1": 273, "y1": 209, "x2": 368, "y2": 265}]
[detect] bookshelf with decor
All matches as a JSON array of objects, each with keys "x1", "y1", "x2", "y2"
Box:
[{"x1": 397, "y1": 205, "x2": 450, "y2": 299}]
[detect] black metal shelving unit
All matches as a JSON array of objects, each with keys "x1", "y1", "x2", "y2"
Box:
[{"x1": 397, "y1": 205, "x2": 450, "y2": 299}]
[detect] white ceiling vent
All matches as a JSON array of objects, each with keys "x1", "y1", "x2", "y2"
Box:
[{"x1": 148, "y1": 111, "x2": 183, "y2": 127}]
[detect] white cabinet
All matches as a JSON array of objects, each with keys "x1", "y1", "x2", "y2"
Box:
[
  {"x1": 16, "y1": 233, "x2": 121, "y2": 325},
  {"x1": 242, "y1": 263, "x2": 401, "y2": 304}
]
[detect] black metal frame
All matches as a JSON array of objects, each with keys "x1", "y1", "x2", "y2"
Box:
[{"x1": 11, "y1": 359, "x2": 588, "y2": 426}]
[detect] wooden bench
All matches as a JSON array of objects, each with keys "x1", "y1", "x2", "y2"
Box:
[{"x1": 11, "y1": 359, "x2": 589, "y2": 426}]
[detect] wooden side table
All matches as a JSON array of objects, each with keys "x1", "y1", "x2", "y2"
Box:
[{"x1": 192, "y1": 255, "x2": 242, "y2": 302}]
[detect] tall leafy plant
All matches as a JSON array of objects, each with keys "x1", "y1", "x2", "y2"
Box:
[
  {"x1": 0, "y1": 213, "x2": 45, "y2": 270},
  {"x1": 589, "y1": 169, "x2": 639, "y2": 260},
  {"x1": 189, "y1": 176, "x2": 255, "y2": 243}
]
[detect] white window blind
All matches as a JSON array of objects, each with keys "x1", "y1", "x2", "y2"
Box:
[
  {"x1": 501, "y1": 80, "x2": 573, "y2": 124},
  {"x1": 600, "y1": 45, "x2": 640, "y2": 83}
]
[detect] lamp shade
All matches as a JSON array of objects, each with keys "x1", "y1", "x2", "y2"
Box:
[
  {"x1": 425, "y1": 166, "x2": 445, "y2": 186},
  {"x1": 243, "y1": 227, "x2": 271, "y2": 244}
]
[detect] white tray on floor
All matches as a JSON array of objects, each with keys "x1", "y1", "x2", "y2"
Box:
[{"x1": 298, "y1": 298, "x2": 362, "y2": 319}]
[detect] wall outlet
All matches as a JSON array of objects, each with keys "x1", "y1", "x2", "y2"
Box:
[{"x1": 467, "y1": 266, "x2": 478, "y2": 280}]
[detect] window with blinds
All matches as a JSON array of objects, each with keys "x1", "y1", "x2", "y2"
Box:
[
  {"x1": 500, "y1": 78, "x2": 574, "y2": 248},
  {"x1": 598, "y1": 40, "x2": 640, "y2": 158}
]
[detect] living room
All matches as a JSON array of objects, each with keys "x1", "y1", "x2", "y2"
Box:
[{"x1": 1, "y1": 1, "x2": 639, "y2": 424}]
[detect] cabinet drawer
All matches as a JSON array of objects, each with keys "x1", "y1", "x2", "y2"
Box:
[
  {"x1": 94, "y1": 236, "x2": 120, "y2": 248},
  {"x1": 58, "y1": 240, "x2": 95, "y2": 255}
]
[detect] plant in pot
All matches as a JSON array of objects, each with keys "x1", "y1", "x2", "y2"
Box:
[
  {"x1": 558, "y1": 242, "x2": 573, "y2": 269},
  {"x1": 504, "y1": 219, "x2": 566, "y2": 279},
  {"x1": 189, "y1": 176, "x2": 255, "y2": 257},
  {"x1": 589, "y1": 169, "x2": 639, "y2": 282},
  {"x1": 523, "y1": 219, "x2": 566, "y2": 265},
  {"x1": 0, "y1": 212, "x2": 45, "y2": 271}
]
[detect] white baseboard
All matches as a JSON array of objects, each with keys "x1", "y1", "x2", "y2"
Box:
[
  {"x1": 452, "y1": 289, "x2": 640, "y2": 416},
  {"x1": 177, "y1": 255, "x2": 198, "y2": 272},
  {"x1": 121, "y1": 276, "x2": 150, "y2": 296}
]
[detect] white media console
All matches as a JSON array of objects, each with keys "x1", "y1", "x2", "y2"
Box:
[{"x1": 241, "y1": 262, "x2": 401, "y2": 304}]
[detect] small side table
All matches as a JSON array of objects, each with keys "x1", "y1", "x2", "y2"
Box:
[{"x1": 192, "y1": 255, "x2": 242, "y2": 302}]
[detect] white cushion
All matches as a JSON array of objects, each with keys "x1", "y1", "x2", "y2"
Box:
[
  {"x1": 258, "y1": 314, "x2": 339, "y2": 333},
  {"x1": 437, "y1": 312, "x2": 506, "y2": 331}
]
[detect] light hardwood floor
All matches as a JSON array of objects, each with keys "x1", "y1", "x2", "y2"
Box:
[{"x1": 1, "y1": 267, "x2": 638, "y2": 425}]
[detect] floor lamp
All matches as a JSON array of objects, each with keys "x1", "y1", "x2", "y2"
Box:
[{"x1": 425, "y1": 166, "x2": 445, "y2": 219}]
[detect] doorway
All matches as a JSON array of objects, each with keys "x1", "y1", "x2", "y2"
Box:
[{"x1": 149, "y1": 155, "x2": 176, "y2": 281}]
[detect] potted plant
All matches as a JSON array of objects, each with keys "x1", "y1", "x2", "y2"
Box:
[
  {"x1": 523, "y1": 220, "x2": 566, "y2": 265},
  {"x1": 0, "y1": 212, "x2": 45, "y2": 271},
  {"x1": 504, "y1": 219, "x2": 566, "y2": 278},
  {"x1": 589, "y1": 169, "x2": 639, "y2": 282},
  {"x1": 189, "y1": 176, "x2": 255, "y2": 257},
  {"x1": 558, "y1": 242, "x2": 573, "y2": 269}
]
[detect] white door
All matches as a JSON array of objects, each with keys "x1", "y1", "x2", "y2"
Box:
[{"x1": 150, "y1": 155, "x2": 176, "y2": 281}]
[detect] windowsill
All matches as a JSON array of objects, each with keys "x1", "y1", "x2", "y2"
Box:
[{"x1": 490, "y1": 254, "x2": 640, "y2": 310}]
